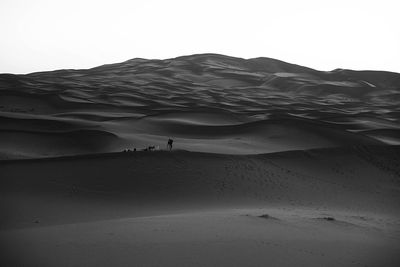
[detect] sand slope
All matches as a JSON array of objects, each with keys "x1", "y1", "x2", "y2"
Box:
[
  {"x1": 1, "y1": 54, "x2": 399, "y2": 266},
  {"x1": 1, "y1": 146, "x2": 399, "y2": 266},
  {"x1": 1, "y1": 209, "x2": 399, "y2": 267},
  {"x1": 1, "y1": 54, "x2": 399, "y2": 158}
]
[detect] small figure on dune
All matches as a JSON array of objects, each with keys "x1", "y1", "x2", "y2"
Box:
[
  {"x1": 123, "y1": 148, "x2": 136, "y2": 153},
  {"x1": 70, "y1": 184, "x2": 78, "y2": 196},
  {"x1": 167, "y1": 138, "x2": 173, "y2": 151}
]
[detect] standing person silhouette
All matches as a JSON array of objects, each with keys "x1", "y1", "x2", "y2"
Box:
[{"x1": 167, "y1": 138, "x2": 173, "y2": 151}]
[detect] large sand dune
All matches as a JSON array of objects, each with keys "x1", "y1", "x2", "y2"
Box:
[
  {"x1": 1, "y1": 146, "x2": 400, "y2": 266},
  {"x1": 1, "y1": 54, "x2": 399, "y2": 158},
  {"x1": 1, "y1": 54, "x2": 400, "y2": 266}
]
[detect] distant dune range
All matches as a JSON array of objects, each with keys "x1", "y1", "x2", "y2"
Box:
[
  {"x1": 1, "y1": 54, "x2": 400, "y2": 266},
  {"x1": 1, "y1": 53, "x2": 400, "y2": 157}
]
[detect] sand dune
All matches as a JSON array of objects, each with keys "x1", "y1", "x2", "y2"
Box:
[
  {"x1": 0, "y1": 129, "x2": 120, "y2": 159},
  {"x1": 2, "y1": 209, "x2": 399, "y2": 267},
  {"x1": 0, "y1": 114, "x2": 121, "y2": 159},
  {"x1": 1, "y1": 54, "x2": 400, "y2": 266},
  {"x1": 1, "y1": 146, "x2": 399, "y2": 266},
  {"x1": 111, "y1": 115, "x2": 382, "y2": 154},
  {"x1": 363, "y1": 129, "x2": 400, "y2": 145},
  {"x1": 1, "y1": 54, "x2": 399, "y2": 158}
]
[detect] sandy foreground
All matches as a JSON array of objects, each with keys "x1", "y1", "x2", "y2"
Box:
[
  {"x1": 1, "y1": 208, "x2": 399, "y2": 267},
  {"x1": 1, "y1": 146, "x2": 399, "y2": 266}
]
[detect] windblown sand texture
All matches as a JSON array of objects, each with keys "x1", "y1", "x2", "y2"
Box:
[
  {"x1": 1, "y1": 54, "x2": 399, "y2": 158},
  {"x1": 1, "y1": 54, "x2": 399, "y2": 266}
]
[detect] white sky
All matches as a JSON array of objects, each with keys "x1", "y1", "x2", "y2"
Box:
[{"x1": 0, "y1": 0, "x2": 399, "y2": 74}]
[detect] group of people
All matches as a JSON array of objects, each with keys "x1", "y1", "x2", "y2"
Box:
[{"x1": 122, "y1": 138, "x2": 174, "y2": 153}]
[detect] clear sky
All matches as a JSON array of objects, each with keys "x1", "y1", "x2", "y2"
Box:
[{"x1": 0, "y1": 0, "x2": 399, "y2": 74}]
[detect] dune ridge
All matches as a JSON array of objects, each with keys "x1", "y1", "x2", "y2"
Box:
[
  {"x1": 1, "y1": 53, "x2": 400, "y2": 158},
  {"x1": 1, "y1": 54, "x2": 400, "y2": 266}
]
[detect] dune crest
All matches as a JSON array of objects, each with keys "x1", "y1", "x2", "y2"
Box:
[{"x1": 1, "y1": 54, "x2": 399, "y2": 158}]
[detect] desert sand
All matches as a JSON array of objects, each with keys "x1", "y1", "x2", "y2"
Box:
[
  {"x1": 1, "y1": 147, "x2": 400, "y2": 266},
  {"x1": 1, "y1": 54, "x2": 400, "y2": 158},
  {"x1": 1, "y1": 54, "x2": 400, "y2": 266}
]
